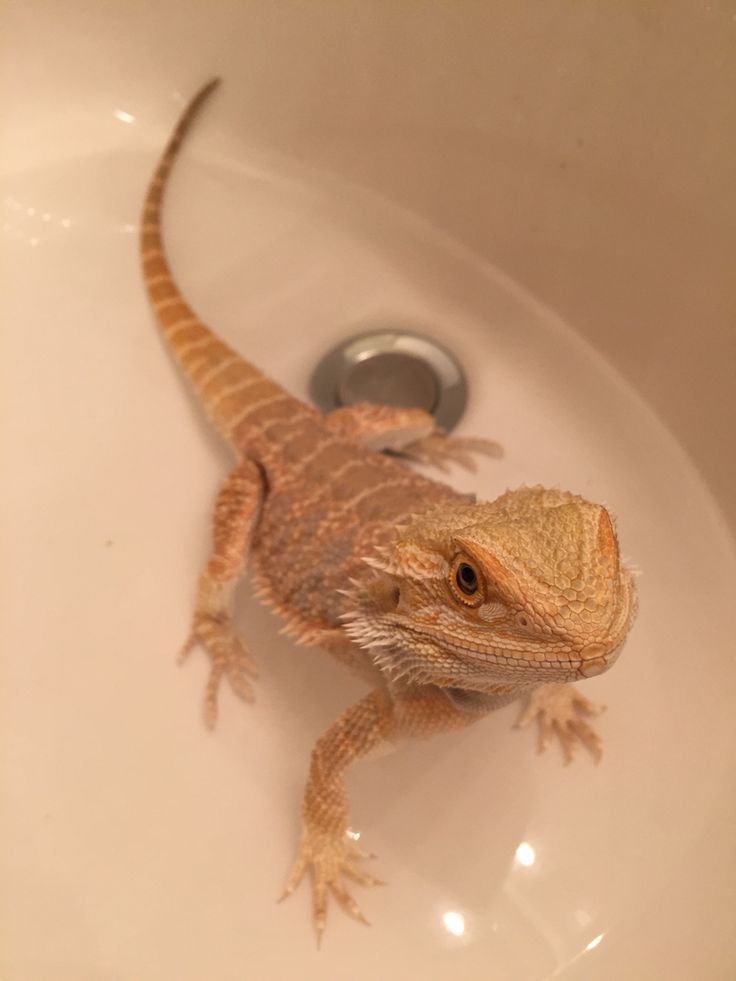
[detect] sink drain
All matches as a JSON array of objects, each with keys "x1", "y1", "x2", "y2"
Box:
[{"x1": 309, "y1": 330, "x2": 469, "y2": 431}]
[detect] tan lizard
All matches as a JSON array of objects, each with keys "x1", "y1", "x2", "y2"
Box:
[{"x1": 140, "y1": 79, "x2": 638, "y2": 943}]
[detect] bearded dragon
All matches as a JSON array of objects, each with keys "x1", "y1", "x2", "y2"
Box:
[{"x1": 140, "y1": 79, "x2": 638, "y2": 943}]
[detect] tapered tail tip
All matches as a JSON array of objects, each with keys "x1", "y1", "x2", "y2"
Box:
[{"x1": 200, "y1": 77, "x2": 222, "y2": 98}]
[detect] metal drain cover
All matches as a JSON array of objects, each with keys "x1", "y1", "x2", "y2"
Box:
[{"x1": 309, "y1": 330, "x2": 468, "y2": 431}]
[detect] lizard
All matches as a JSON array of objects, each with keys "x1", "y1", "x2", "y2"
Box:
[{"x1": 140, "y1": 78, "x2": 638, "y2": 943}]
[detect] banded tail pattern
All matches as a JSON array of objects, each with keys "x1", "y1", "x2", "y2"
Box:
[{"x1": 140, "y1": 78, "x2": 298, "y2": 451}]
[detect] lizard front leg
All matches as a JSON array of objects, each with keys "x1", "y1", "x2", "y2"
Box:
[
  {"x1": 324, "y1": 402, "x2": 502, "y2": 472},
  {"x1": 281, "y1": 684, "x2": 483, "y2": 943},
  {"x1": 181, "y1": 458, "x2": 264, "y2": 727},
  {"x1": 515, "y1": 683, "x2": 605, "y2": 763}
]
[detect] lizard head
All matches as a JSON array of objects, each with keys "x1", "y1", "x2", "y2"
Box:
[{"x1": 342, "y1": 486, "x2": 637, "y2": 690}]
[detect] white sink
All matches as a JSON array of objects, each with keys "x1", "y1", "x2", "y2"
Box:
[{"x1": 3, "y1": 4, "x2": 734, "y2": 979}]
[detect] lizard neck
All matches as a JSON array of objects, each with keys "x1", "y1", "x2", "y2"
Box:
[{"x1": 441, "y1": 682, "x2": 536, "y2": 714}]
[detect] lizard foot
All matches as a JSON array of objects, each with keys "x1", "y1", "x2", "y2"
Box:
[
  {"x1": 515, "y1": 683, "x2": 604, "y2": 764},
  {"x1": 279, "y1": 828, "x2": 385, "y2": 945},
  {"x1": 399, "y1": 433, "x2": 502, "y2": 473},
  {"x1": 180, "y1": 614, "x2": 258, "y2": 728}
]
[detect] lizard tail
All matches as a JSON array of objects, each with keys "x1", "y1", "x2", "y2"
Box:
[{"x1": 141, "y1": 78, "x2": 296, "y2": 452}]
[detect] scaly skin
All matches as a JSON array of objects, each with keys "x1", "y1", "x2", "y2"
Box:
[{"x1": 140, "y1": 79, "x2": 638, "y2": 944}]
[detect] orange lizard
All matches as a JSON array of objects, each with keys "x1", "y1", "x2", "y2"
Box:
[{"x1": 140, "y1": 79, "x2": 637, "y2": 943}]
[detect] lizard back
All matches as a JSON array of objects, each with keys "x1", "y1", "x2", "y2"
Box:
[{"x1": 253, "y1": 418, "x2": 460, "y2": 630}]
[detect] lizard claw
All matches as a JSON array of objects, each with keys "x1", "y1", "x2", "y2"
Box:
[
  {"x1": 280, "y1": 828, "x2": 384, "y2": 944},
  {"x1": 180, "y1": 615, "x2": 258, "y2": 727},
  {"x1": 400, "y1": 433, "x2": 502, "y2": 473},
  {"x1": 516, "y1": 683, "x2": 605, "y2": 764}
]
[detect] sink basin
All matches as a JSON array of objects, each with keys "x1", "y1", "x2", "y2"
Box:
[{"x1": 2, "y1": 4, "x2": 734, "y2": 979}]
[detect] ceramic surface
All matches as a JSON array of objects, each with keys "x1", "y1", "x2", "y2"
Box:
[{"x1": 3, "y1": 4, "x2": 735, "y2": 979}]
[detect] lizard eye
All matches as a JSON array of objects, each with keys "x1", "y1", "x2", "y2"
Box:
[
  {"x1": 456, "y1": 563, "x2": 478, "y2": 594},
  {"x1": 449, "y1": 555, "x2": 485, "y2": 608}
]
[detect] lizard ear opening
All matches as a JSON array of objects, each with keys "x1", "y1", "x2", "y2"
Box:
[{"x1": 370, "y1": 576, "x2": 401, "y2": 613}]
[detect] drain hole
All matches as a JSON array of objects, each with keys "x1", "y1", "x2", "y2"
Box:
[
  {"x1": 338, "y1": 351, "x2": 439, "y2": 413},
  {"x1": 309, "y1": 329, "x2": 468, "y2": 432}
]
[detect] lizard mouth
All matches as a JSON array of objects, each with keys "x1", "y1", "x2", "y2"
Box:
[{"x1": 427, "y1": 627, "x2": 629, "y2": 686}]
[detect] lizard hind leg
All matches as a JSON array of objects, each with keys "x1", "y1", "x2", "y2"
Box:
[
  {"x1": 181, "y1": 459, "x2": 264, "y2": 728},
  {"x1": 324, "y1": 402, "x2": 502, "y2": 473}
]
